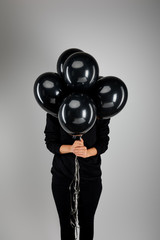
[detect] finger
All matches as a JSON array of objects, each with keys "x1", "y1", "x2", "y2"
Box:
[
  {"x1": 74, "y1": 150, "x2": 84, "y2": 154},
  {"x1": 74, "y1": 140, "x2": 83, "y2": 146},
  {"x1": 75, "y1": 153, "x2": 84, "y2": 157},
  {"x1": 76, "y1": 153, "x2": 86, "y2": 158},
  {"x1": 75, "y1": 153, "x2": 85, "y2": 156},
  {"x1": 74, "y1": 147, "x2": 87, "y2": 151},
  {"x1": 80, "y1": 138, "x2": 84, "y2": 144},
  {"x1": 75, "y1": 146, "x2": 86, "y2": 149},
  {"x1": 74, "y1": 149, "x2": 87, "y2": 155}
]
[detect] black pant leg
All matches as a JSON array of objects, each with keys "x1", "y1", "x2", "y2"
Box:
[
  {"x1": 51, "y1": 174, "x2": 75, "y2": 240},
  {"x1": 78, "y1": 179, "x2": 102, "y2": 240},
  {"x1": 51, "y1": 174, "x2": 102, "y2": 240}
]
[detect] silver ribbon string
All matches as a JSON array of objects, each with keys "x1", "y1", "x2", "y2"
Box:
[{"x1": 69, "y1": 155, "x2": 80, "y2": 240}]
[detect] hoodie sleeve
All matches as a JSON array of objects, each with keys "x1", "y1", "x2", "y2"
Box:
[
  {"x1": 44, "y1": 113, "x2": 62, "y2": 154},
  {"x1": 93, "y1": 118, "x2": 110, "y2": 155}
]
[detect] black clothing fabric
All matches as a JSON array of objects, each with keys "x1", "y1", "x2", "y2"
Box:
[
  {"x1": 44, "y1": 113, "x2": 110, "y2": 181},
  {"x1": 44, "y1": 113, "x2": 110, "y2": 240},
  {"x1": 52, "y1": 173, "x2": 102, "y2": 240}
]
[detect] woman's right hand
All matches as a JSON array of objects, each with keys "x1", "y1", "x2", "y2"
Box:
[{"x1": 71, "y1": 138, "x2": 84, "y2": 154}]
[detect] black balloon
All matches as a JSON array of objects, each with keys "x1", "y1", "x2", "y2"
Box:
[
  {"x1": 33, "y1": 72, "x2": 66, "y2": 117},
  {"x1": 63, "y1": 52, "x2": 99, "y2": 91},
  {"x1": 94, "y1": 76, "x2": 128, "y2": 119},
  {"x1": 57, "y1": 48, "x2": 83, "y2": 77},
  {"x1": 87, "y1": 76, "x2": 103, "y2": 98},
  {"x1": 58, "y1": 93, "x2": 96, "y2": 136}
]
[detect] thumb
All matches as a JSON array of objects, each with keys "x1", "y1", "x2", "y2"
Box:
[{"x1": 80, "y1": 138, "x2": 84, "y2": 145}]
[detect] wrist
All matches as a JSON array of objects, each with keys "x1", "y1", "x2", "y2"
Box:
[
  {"x1": 59, "y1": 145, "x2": 72, "y2": 154},
  {"x1": 87, "y1": 147, "x2": 97, "y2": 157}
]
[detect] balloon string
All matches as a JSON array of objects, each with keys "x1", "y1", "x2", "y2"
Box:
[{"x1": 69, "y1": 155, "x2": 80, "y2": 240}]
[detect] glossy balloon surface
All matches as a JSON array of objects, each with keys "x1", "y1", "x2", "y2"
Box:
[
  {"x1": 34, "y1": 72, "x2": 66, "y2": 117},
  {"x1": 58, "y1": 93, "x2": 96, "y2": 136},
  {"x1": 95, "y1": 76, "x2": 128, "y2": 119},
  {"x1": 63, "y1": 52, "x2": 99, "y2": 91},
  {"x1": 87, "y1": 75, "x2": 103, "y2": 99},
  {"x1": 57, "y1": 48, "x2": 83, "y2": 77}
]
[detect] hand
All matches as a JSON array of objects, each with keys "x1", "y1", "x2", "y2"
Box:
[
  {"x1": 71, "y1": 138, "x2": 83, "y2": 152},
  {"x1": 73, "y1": 145, "x2": 89, "y2": 158},
  {"x1": 71, "y1": 138, "x2": 89, "y2": 158},
  {"x1": 73, "y1": 145, "x2": 98, "y2": 159}
]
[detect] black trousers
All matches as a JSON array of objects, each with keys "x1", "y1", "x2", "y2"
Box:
[{"x1": 51, "y1": 174, "x2": 102, "y2": 240}]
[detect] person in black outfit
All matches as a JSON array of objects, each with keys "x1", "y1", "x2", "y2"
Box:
[{"x1": 44, "y1": 113, "x2": 110, "y2": 240}]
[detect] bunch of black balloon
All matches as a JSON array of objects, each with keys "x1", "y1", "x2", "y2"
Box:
[{"x1": 33, "y1": 48, "x2": 128, "y2": 136}]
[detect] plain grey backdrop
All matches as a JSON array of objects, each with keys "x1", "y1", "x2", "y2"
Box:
[{"x1": 0, "y1": 0, "x2": 160, "y2": 239}]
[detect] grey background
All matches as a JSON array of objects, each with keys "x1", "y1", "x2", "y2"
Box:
[{"x1": 0, "y1": 0, "x2": 160, "y2": 239}]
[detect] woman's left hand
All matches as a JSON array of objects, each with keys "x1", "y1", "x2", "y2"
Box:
[
  {"x1": 73, "y1": 138, "x2": 97, "y2": 158},
  {"x1": 73, "y1": 145, "x2": 89, "y2": 158}
]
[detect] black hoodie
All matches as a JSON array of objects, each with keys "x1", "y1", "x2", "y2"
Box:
[{"x1": 44, "y1": 113, "x2": 110, "y2": 181}]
